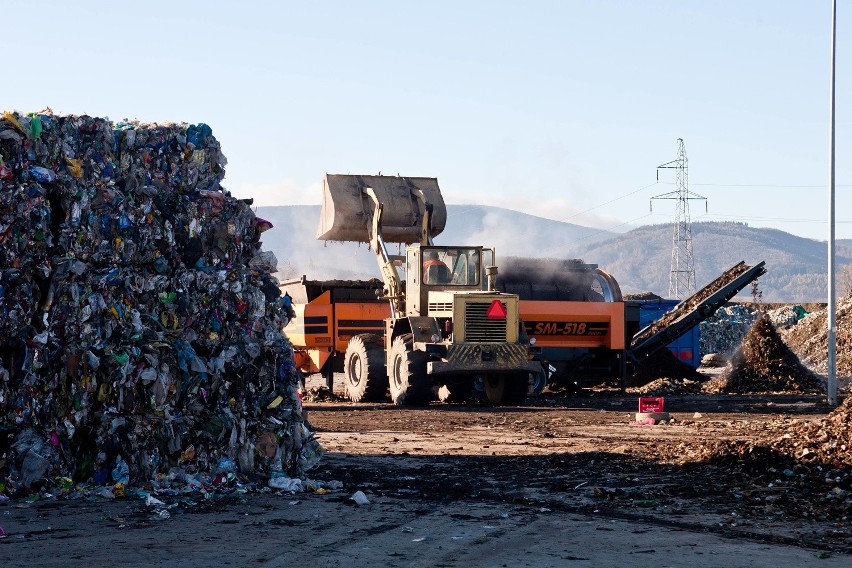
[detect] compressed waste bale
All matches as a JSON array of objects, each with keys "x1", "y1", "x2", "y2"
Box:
[
  {"x1": 703, "y1": 314, "x2": 821, "y2": 394},
  {"x1": 698, "y1": 304, "x2": 757, "y2": 357},
  {"x1": 0, "y1": 110, "x2": 321, "y2": 496},
  {"x1": 767, "y1": 304, "x2": 807, "y2": 330}
]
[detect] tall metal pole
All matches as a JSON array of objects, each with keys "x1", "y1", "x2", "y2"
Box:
[{"x1": 827, "y1": 0, "x2": 837, "y2": 406}]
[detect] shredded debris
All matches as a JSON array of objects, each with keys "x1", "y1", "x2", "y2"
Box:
[
  {"x1": 626, "y1": 376, "x2": 703, "y2": 395},
  {"x1": 784, "y1": 292, "x2": 852, "y2": 377},
  {"x1": 703, "y1": 315, "x2": 822, "y2": 394},
  {"x1": 628, "y1": 348, "x2": 706, "y2": 389},
  {"x1": 302, "y1": 386, "x2": 346, "y2": 403}
]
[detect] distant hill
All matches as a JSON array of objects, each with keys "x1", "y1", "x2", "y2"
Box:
[
  {"x1": 561, "y1": 222, "x2": 852, "y2": 303},
  {"x1": 255, "y1": 205, "x2": 851, "y2": 303}
]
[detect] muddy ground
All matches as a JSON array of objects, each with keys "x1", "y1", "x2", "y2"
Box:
[{"x1": 1, "y1": 372, "x2": 849, "y2": 567}]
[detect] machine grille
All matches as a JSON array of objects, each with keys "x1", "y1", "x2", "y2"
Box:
[
  {"x1": 428, "y1": 302, "x2": 453, "y2": 311},
  {"x1": 464, "y1": 302, "x2": 508, "y2": 342}
]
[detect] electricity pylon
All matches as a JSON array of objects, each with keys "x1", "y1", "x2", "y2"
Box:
[{"x1": 651, "y1": 138, "x2": 707, "y2": 299}]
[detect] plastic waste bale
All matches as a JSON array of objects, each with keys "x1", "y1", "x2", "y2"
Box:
[
  {"x1": 0, "y1": 110, "x2": 321, "y2": 497},
  {"x1": 699, "y1": 305, "x2": 757, "y2": 357}
]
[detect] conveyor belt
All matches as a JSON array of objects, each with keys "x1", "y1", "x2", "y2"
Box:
[{"x1": 629, "y1": 261, "x2": 767, "y2": 361}]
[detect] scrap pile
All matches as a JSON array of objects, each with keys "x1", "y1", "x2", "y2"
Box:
[
  {"x1": 699, "y1": 305, "x2": 756, "y2": 357},
  {"x1": 784, "y1": 292, "x2": 852, "y2": 376},
  {"x1": 699, "y1": 304, "x2": 810, "y2": 359},
  {"x1": 0, "y1": 110, "x2": 320, "y2": 495},
  {"x1": 702, "y1": 314, "x2": 822, "y2": 394},
  {"x1": 766, "y1": 304, "x2": 809, "y2": 330}
]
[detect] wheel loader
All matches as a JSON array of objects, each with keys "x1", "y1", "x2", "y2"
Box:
[{"x1": 315, "y1": 174, "x2": 539, "y2": 405}]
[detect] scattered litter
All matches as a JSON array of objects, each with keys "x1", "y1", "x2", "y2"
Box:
[
  {"x1": 269, "y1": 476, "x2": 304, "y2": 492},
  {"x1": 350, "y1": 490, "x2": 370, "y2": 505},
  {"x1": 145, "y1": 495, "x2": 165, "y2": 506}
]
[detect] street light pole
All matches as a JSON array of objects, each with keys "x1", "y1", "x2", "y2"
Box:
[{"x1": 827, "y1": 0, "x2": 837, "y2": 406}]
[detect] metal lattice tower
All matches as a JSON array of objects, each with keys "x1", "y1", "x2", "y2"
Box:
[{"x1": 651, "y1": 139, "x2": 707, "y2": 299}]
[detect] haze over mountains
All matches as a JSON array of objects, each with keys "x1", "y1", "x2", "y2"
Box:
[{"x1": 256, "y1": 204, "x2": 852, "y2": 303}]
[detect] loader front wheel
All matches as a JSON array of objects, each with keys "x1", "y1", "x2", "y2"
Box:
[
  {"x1": 484, "y1": 373, "x2": 528, "y2": 406},
  {"x1": 389, "y1": 334, "x2": 431, "y2": 406},
  {"x1": 343, "y1": 334, "x2": 388, "y2": 402}
]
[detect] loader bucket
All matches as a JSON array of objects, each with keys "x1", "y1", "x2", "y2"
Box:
[{"x1": 316, "y1": 174, "x2": 447, "y2": 244}]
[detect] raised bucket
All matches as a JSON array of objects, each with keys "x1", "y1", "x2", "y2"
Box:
[{"x1": 316, "y1": 174, "x2": 447, "y2": 244}]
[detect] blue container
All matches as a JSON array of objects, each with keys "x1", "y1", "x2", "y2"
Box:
[{"x1": 638, "y1": 300, "x2": 701, "y2": 368}]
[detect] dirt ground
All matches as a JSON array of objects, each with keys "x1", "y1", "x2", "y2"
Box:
[{"x1": 1, "y1": 372, "x2": 849, "y2": 567}]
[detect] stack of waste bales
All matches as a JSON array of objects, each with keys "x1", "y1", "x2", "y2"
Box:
[
  {"x1": 698, "y1": 305, "x2": 756, "y2": 357},
  {"x1": 0, "y1": 110, "x2": 320, "y2": 495}
]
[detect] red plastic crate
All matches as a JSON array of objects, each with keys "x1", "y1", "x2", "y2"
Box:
[{"x1": 638, "y1": 397, "x2": 665, "y2": 413}]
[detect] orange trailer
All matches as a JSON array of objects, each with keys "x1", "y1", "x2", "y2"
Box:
[{"x1": 282, "y1": 276, "x2": 389, "y2": 386}]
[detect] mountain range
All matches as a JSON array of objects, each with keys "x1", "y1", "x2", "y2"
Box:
[{"x1": 254, "y1": 204, "x2": 852, "y2": 303}]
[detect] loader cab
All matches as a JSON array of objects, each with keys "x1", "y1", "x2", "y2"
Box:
[{"x1": 406, "y1": 245, "x2": 489, "y2": 316}]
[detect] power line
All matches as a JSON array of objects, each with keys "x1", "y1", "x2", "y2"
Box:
[
  {"x1": 671, "y1": 182, "x2": 852, "y2": 189},
  {"x1": 555, "y1": 181, "x2": 659, "y2": 223},
  {"x1": 694, "y1": 212, "x2": 852, "y2": 224}
]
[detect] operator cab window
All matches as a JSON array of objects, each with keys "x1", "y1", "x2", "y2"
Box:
[{"x1": 422, "y1": 248, "x2": 480, "y2": 286}]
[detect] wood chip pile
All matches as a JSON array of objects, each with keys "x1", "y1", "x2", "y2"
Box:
[{"x1": 703, "y1": 315, "x2": 822, "y2": 394}]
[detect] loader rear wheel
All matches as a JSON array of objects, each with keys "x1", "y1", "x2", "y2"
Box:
[
  {"x1": 484, "y1": 373, "x2": 528, "y2": 406},
  {"x1": 344, "y1": 334, "x2": 387, "y2": 402},
  {"x1": 389, "y1": 334, "x2": 431, "y2": 406}
]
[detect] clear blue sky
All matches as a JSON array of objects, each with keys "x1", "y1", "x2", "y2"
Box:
[{"x1": 6, "y1": 1, "x2": 849, "y2": 241}]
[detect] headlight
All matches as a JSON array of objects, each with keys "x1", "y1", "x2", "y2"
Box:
[{"x1": 529, "y1": 337, "x2": 537, "y2": 345}]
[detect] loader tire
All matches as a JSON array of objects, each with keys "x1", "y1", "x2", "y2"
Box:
[
  {"x1": 484, "y1": 373, "x2": 528, "y2": 406},
  {"x1": 388, "y1": 334, "x2": 431, "y2": 406},
  {"x1": 344, "y1": 334, "x2": 387, "y2": 402}
]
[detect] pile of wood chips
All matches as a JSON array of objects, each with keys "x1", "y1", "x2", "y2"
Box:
[{"x1": 703, "y1": 314, "x2": 822, "y2": 394}]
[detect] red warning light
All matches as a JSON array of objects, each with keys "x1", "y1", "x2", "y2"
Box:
[{"x1": 486, "y1": 300, "x2": 507, "y2": 319}]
